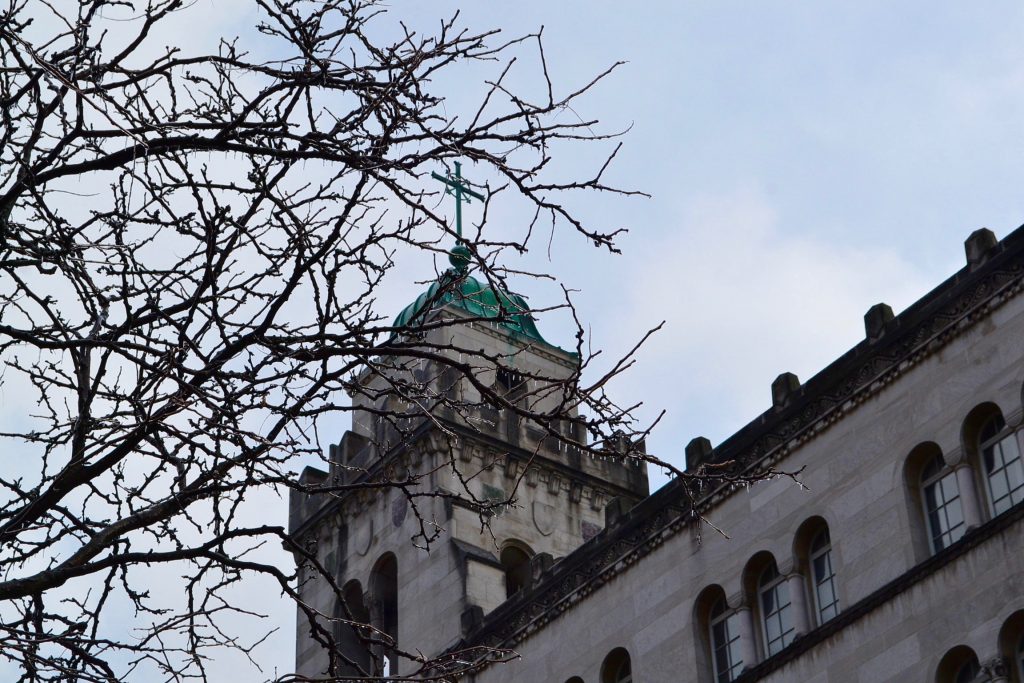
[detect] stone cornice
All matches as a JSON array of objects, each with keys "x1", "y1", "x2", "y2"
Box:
[{"x1": 452, "y1": 224, "x2": 1024, "y2": 661}]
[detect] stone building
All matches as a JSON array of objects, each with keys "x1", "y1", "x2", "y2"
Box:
[{"x1": 289, "y1": 225, "x2": 1024, "y2": 683}]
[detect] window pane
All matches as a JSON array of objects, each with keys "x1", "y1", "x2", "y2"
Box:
[
  {"x1": 943, "y1": 492, "x2": 964, "y2": 530},
  {"x1": 980, "y1": 414, "x2": 1006, "y2": 443},
  {"x1": 924, "y1": 471, "x2": 964, "y2": 552},
  {"x1": 987, "y1": 435, "x2": 1024, "y2": 516},
  {"x1": 765, "y1": 612, "x2": 781, "y2": 642},
  {"x1": 811, "y1": 543, "x2": 839, "y2": 624},
  {"x1": 813, "y1": 553, "x2": 827, "y2": 578},
  {"x1": 725, "y1": 613, "x2": 744, "y2": 679},
  {"x1": 711, "y1": 606, "x2": 742, "y2": 683},
  {"x1": 713, "y1": 643, "x2": 731, "y2": 683},
  {"x1": 1007, "y1": 456, "x2": 1024, "y2": 492},
  {"x1": 760, "y1": 575, "x2": 794, "y2": 657}
]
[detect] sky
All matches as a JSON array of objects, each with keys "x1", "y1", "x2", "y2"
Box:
[
  {"x1": 10, "y1": 0, "x2": 1024, "y2": 678},
  {"x1": 387, "y1": 1, "x2": 1024, "y2": 481}
]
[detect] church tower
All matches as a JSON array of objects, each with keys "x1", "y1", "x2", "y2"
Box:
[{"x1": 289, "y1": 182, "x2": 648, "y2": 679}]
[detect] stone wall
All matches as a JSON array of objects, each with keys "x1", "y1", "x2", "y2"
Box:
[{"x1": 467, "y1": 238, "x2": 1024, "y2": 683}]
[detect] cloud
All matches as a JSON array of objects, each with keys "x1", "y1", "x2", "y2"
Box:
[{"x1": 598, "y1": 186, "x2": 935, "y2": 484}]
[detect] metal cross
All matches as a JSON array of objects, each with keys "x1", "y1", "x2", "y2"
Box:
[{"x1": 431, "y1": 161, "x2": 485, "y2": 240}]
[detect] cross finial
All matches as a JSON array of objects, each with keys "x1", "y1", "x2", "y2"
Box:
[{"x1": 431, "y1": 161, "x2": 486, "y2": 242}]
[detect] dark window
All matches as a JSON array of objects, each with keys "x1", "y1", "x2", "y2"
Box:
[
  {"x1": 500, "y1": 544, "x2": 532, "y2": 598},
  {"x1": 980, "y1": 415, "x2": 1024, "y2": 516},
  {"x1": 954, "y1": 657, "x2": 979, "y2": 683},
  {"x1": 810, "y1": 529, "x2": 839, "y2": 624},
  {"x1": 600, "y1": 648, "x2": 632, "y2": 683},
  {"x1": 921, "y1": 453, "x2": 965, "y2": 552},
  {"x1": 369, "y1": 554, "x2": 398, "y2": 676},
  {"x1": 758, "y1": 563, "x2": 795, "y2": 656},
  {"x1": 1017, "y1": 634, "x2": 1024, "y2": 682},
  {"x1": 709, "y1": 598, "x2": 743, "y2": 682}
]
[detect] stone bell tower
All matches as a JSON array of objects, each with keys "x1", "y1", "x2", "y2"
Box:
[{"x1": 289, "y1": 229, "x2": 649, "y2": 677}]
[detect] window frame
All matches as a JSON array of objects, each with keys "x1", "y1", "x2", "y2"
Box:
[
  {"x1": 757, "y1": 564, "x2": 795, "y2": 657},
  {"x1": 920, "y1": 453, "x2": 966, "y2": 553},
  {"x1": 499, "y1": 541, "x2": 534, "y2": 599},
  {"x1": 808, "y1": 529, "x2": 839, "y2": 625},
  {"x1": 978, "y1": 414, "x2": 1024, "y2": 517},
  {"x1": 708, "y1": 598, "x2": 743, "y2": 683}
]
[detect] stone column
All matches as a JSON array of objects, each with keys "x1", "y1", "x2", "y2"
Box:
[
  {"x1": 953, "y1": 462, "x2": 985, "y2": 530},
  {"x1": 735, "y1": 605, "x2": 758, "y2": 670},
  {"x1": 981, "y1": 655, "x2": 1009, "y2": 682},
  {"x1": 785, "y1": 572, "x2": 812, "y2": 636}
]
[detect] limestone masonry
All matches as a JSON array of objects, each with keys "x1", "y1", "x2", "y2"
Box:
[{"x1": 291, "y1": 225, "x2": 1024, "y2": 683}]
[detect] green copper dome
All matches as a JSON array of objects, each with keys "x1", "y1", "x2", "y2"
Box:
[{"x1": 391, "y1": 266, "x2": 551, "y2": 346}]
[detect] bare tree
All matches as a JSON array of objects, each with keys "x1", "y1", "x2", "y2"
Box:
[{"x1": 0, "y1": 1, "x2": 765, "y2": 681}]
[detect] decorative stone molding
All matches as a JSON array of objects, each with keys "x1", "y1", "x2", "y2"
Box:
[
  {"x1": 771, "y1": 372, "x2": 801, "y2": 410},
  {"x1": 980, "y1": 656, "x2": 1009, "y2": 682},
  {"x1": 776, "y1": 557, "x2": 797, "y2": 576},
  {"x1": 726, "y1": 589, "x2": 749, "y2": 610},
  {"x1": 569, "y1": 481, "x2": 583, "y2": 504},
  {"x1": 864, "y1": 302, "x2": 895, "y2": 341},
  {"x1": 685, "y1": 436, "x2": 713, "y2": 472}
]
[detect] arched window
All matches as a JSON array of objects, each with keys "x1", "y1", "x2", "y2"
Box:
[
  {"x1": 998, "y1": 611, "x2": 1024, "y2": 683},
  {"x1": 936, "y1": 645, "x2": 980, "y2": 683},
  {"x1": 369, "y1": 553, "x2": 398, "y2": 676},
  {"x1": 795, "y1": 517, "x2": 840, "y2": 627},
  {"x1": 978, "y1": 413, "x2": 1024, "y2": 516},
  {"x1": 500, "y1": 542, "x2": 533, "y2": 598},
  {"x1": 334, "y1": 580, "x2": 372, "y2": 675},
  {"x1": 565, "y1": 678, "x2": 585, "y2": 683},
  {"x1": 921, "y1": 452, "x2": 966, "y2": 552},
  {"x1": 758, "y1": 562, "x2": 795, "y2": 656},
  {"x1": 709, "y1": 597, "x2": 743, "y2": 682},
  {"x1": 809, "y1": 528, "x2": 839, "y2": 624},
  {"x1": 600, "y1": 647, "x2": 632, "y2": 683}
]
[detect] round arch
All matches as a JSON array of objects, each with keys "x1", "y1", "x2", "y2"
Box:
[
  {"x1": 600, "y1": 647, "x2": 632, "y2": 683},
  {"x1": 499, "y1": 539, "x2": 534, "y2": 598},
  {"x1": 999, "y1": 610, "x2": 1024, "y2": 680},
  {"x1": 961, "y1": 402, "x2": 1006, "y2": 460},
  {"x1": 935, "y1": 644, "x2": 980, "y2": 683}
]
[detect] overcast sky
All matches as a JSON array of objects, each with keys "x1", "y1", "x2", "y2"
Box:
[{"x1": 11, "y1": 1, "x2": 1024, "y2": 678}]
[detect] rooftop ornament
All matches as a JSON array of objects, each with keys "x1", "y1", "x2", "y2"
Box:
[
  {"x1": 431, "y1": 160, "x2": 485, "y2": 273},
  {"x1": 390, "y1": 161, "x2": 560, "y2": 349}
]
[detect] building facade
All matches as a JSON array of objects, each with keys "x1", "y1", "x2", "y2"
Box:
[{"x1": 290, "y1": 226, "x2": 1024, "y2": 683}]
